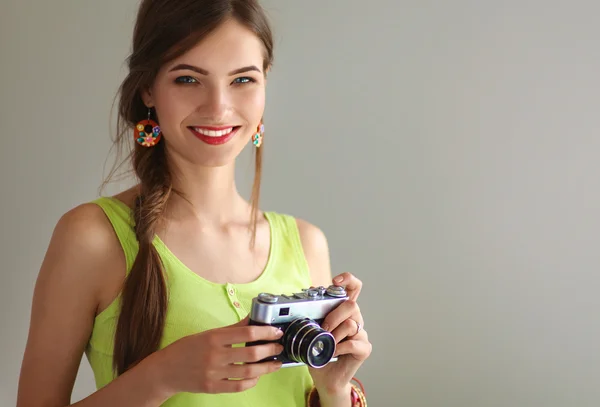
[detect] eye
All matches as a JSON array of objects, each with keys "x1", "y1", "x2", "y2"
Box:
[
  {"x1": 175, "y1": 76, "x2": 198, "y2": 84},
  {"x1": 233, "y1": 77, "x2": 256, "y2": 85}
]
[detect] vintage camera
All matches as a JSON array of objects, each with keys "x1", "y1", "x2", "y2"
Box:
[{"x1": 247, "y1": 285, "x2": 348, "y2": 368}]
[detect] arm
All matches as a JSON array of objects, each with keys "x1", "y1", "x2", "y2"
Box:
[
  {"x1": 296, "y1": 219, "x2": 353, "y2": 407},
  {"x1": 16, "y1": 204, "x2": 172, "y2": 407}
]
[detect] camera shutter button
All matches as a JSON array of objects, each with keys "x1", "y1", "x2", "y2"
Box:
[
  {"x1": 326, "y1": 285, "x2": 347, "y2": 297},
  {"x1": 258, "y1": 293, "x2": 278, "y2": 304}
]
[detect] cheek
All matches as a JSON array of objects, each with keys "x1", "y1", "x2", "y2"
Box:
[
  {"x1": 235, "y1": 88, "x2": 265, "y2": 120},
  {"x1": 154, "y1": 87, "x2": 196, "y2": 126}
]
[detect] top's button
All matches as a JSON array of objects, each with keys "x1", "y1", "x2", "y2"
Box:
[{"x1": 228, "y1": 288, "x2": 235, "y2": 296}]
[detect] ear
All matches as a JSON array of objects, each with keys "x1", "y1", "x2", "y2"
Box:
[{"x1": 140, "y1": 86, "x2": 154, "y2": 108}]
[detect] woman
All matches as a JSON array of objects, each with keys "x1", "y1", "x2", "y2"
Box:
[{"x1": 16, "y1": 1, "x2": 371, "y2": 406}]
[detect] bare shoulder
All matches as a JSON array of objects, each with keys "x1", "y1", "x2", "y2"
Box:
[
  {"x1": 295, "y1": 218, "x2": 333, "y2": 287},
  {"x1": 45, "y1": 201, "x2": 126, "y2": 311},
  {"x1": 295, "y1": 218, "x2": 329, "y2": 257},
  {"x1": 48, "y1": 203, "x2": 124, "y2": 278},
  {"x1": 16, "y1": 202, "x2": 124, "y2": 406},
  {"x1": 54, "y1": 202, "x2": 120, "y2": 250}
]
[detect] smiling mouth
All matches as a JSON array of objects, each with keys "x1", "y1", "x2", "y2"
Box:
[
  {"x1": 190, "y1": 126, "x2": 239, "y2": 137},
  {"x1": 188, "y1": 125, "x2": 241, "y2": 145}
]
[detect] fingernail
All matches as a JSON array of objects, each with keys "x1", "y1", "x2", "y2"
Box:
[
  {"x1": 274, "y1": 328, "x2": 284, "y2": 337},
  {"x1": 322, "y1": 324, "x2": 329, "y2": 331},
  {"x1": 334, "y1": 276, "x2": 343, "y2": 283}
]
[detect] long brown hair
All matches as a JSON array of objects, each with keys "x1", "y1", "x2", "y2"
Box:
[{"x1": 102, "y1": 0, "x2": 274, "y2": 376}]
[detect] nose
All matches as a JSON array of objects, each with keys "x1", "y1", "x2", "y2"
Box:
[{"x1": 200, "y1": 86, "x2": 231, "y2": 121}]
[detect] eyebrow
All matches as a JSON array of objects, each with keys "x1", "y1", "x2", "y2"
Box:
[{"x1": 168, "y1": 64, "x2": 262, "y2": 76}]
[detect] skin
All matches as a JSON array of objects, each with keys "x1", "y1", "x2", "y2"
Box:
[{"x1": 16, "y1": 18, "x2": 371, "y2": 407}]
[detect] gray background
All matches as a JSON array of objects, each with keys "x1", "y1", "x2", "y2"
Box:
[{"x1": 1, "y1": 1, "x2": 599, "y2": 406}]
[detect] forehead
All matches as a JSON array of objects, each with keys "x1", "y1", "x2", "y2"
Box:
[{"x1": 166, "y1": 19, "x2": 265, "y2": 73}]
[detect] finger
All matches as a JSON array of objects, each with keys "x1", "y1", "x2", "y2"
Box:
[
  {"x1": 332, "y1": 272, "x2": 362, "y2": 301},
  {"x1": 227, "y1": 314, "x2": 250, "y2": 327},
  {"x1": 209, "y1": 377, "x2": 260, "y2": 394},
  {"x1": 321, "y1": 300, "x2": 363, "y2": 333},
  {"x1": 330, "y1": 318, "x2": 360, "y2": 344},
  {"x1": 228, "y1": 342, "x2": 285, "y2": 363},
  {"x1": 224, "y1": 360, "x2": 283, "y2": 380},
  {"x1": 333, "y1": 333, "x2": 371, "y2": 361},
  {"x1": 218, "y1": 325, "x2": 284, "y2": 346}
]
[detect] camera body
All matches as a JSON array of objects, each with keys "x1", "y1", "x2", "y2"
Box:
[{"x1": 247, "y1": 285, "x2": 348, "y2": 368}]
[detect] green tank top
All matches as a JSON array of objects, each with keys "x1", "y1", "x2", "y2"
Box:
[{"x1": 85, "y1": 196, "x2": 315, "y2": 406}]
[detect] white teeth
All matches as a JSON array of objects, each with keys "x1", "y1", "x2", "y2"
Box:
[{"x1": 193, "y1": 127, "x2": 234, "y2": 137}]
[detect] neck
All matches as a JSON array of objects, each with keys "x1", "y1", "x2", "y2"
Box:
[{"x1": 165, "y1": 162, "x2": 251, "y2": 226}]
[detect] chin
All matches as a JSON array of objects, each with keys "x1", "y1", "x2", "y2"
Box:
[
  {"x1": 187, "y1": 149, "x2": 243, "y2": 168},
  {"x1": 166, "y1": 129, "x2": 250, "y2": 168}
]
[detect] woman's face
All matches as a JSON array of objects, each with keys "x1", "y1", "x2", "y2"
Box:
[{"x1": 145, "y1": 18, "x2": 267, "y2": 168}]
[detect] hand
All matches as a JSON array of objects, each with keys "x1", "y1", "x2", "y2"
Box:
[
  {"x1": 155, "y1": 315, "x2": 284, "y2": 395},
  {"x1": 309, "y1": 273, "x2": 372, "y2": 396}
]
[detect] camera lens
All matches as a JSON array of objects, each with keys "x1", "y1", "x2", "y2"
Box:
[
  {"x1": 283, "y1": 317, "x2": 336, "y2": 368},
  {"x1": 302, "y1": 331, "x2": 336, "y2": 368}
]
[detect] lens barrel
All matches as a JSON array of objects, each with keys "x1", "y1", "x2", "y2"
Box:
[{"x1": 283, "y1": 317, "x2": 336, "y2": 368}]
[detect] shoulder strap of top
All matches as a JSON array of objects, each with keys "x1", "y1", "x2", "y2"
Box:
[
  {"x1": 91, "y1": 196, "x2": 139, "y2": 274},
  {"x1": 264, "y1": 211, "x2": 312, "y2": 286}
]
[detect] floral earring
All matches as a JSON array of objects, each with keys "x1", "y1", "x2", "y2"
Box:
[
  {"x1": 135, "y1": 108, "x2": 162, "y2": 147},
  {"x1": 253, "y1": 122, "x2": 264, "y2": 147}
]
